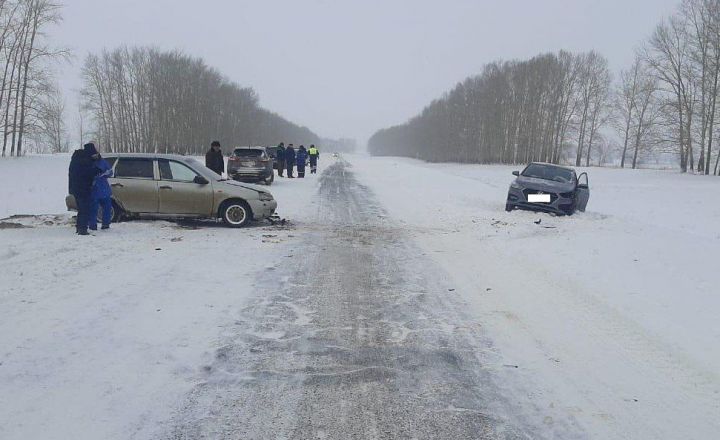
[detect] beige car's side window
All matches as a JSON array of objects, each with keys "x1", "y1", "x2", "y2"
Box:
[
  {"x1": 114, "y1": 158, "x2": 154, "y2": 179},
  {"x1": 159, "y1": 160, "x2": 198, "y2": 182}
]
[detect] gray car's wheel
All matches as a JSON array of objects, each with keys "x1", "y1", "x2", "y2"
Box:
[
  {"x1": 265, "y1": 173, "x2": 274, "y2": 185},
  {"x1": 222, "y1": 201, "x2": 252, "y2": 228},
  {"x1": 505, "y1": 203, "x2": 514, "y2": 212}
]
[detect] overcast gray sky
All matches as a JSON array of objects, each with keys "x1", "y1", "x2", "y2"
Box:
[{"x1": 50, "y1": 0, "x2": 680, "y2": 143}]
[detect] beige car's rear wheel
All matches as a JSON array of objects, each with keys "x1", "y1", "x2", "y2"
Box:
[{"x1": 222, "y1": 201, "x2": 251, "y2": 228}]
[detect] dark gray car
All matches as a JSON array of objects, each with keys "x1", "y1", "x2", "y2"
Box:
[{"x1": 506, "y1": 162, "x2": 589, "y2": 215}]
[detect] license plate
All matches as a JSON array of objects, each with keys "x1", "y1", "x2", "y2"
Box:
[
  {"x1": 241, "y1": 161, "x2": 255, "y2": 167},
  {"x1": 528, "y1": 194, "x2": 551, "y2": 203}
]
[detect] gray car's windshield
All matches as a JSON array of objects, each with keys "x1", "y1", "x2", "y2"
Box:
[{"x1": 522, "y1": 164, "x2": 575, "y2": 183}]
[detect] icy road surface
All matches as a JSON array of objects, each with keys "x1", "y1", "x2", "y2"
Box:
[{"x1": 166, "y1": 160, "x2": 545, "y2": 439}]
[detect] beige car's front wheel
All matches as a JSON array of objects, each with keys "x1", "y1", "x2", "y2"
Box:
[{"x1": 222, "y1": 201, "x2": 252, "y2": 228}]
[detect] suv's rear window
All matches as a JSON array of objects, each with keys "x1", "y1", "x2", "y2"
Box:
[
  {"x1": 115, "y1": 158, "x2": 154, "y2": 179},
  {"x1": 233, "y1": 149, "x2": 264, "y2": 158}
]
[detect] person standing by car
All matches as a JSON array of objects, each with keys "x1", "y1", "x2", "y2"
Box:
[
  {"x1": 276, "y1": 143, "x2": 286, "y2": 177},
  {"x1": 297, "y1": 145, "x2": 308, "y2": 178},
  {"x1": 308, "y1": 144, "x2": 319, "y2": 174},
  {"x1": 89, "y1": 154, "x2": 114, "y2": 231},
  {"x1": 285, "y1": 144, "x2": 296, "y2": 178},
  {"x1": 205, "y1": 141, "x2": 225, "y2": 176},
  {"x1": 68, "y1": 143, "x2": 101, "y2": 235}
]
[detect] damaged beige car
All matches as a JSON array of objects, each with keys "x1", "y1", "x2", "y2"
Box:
[{"x1": 66, "y1": 153, "x2": 277, "y2": 227}]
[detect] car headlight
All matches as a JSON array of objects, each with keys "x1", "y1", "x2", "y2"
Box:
[
  {"x1": 258, "y1": 192, "x2": 274, "y2": 201},
  {"x1": 510, "y1": 182, "x2": 522, "y2": 190}
]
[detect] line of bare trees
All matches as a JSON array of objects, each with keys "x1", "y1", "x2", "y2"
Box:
[
  {"x1": 1, "y1": 0, "x2": 66, "y2": 156},
  {"x1": 370, "y1": 0, "x2": 720, "y2": 174},
  {"x1": 80, "y1": 47, "x2": 320, "y2": 155},
  {"x1": 369, "y1": 50, "x2": 612, "y2": 166}
]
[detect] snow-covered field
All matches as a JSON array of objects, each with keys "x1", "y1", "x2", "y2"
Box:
[
  {"x1": 1, "y1": 153, "x2": 718, "y2": 439},
  {"x1": 351, "y1": 155, "x2": 720, "y2": 439},
  {"x1": 0, "y1": 155, "x2": 322, "y2": 439}
]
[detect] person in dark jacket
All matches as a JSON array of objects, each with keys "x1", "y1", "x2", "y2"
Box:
[
  {"x1": 205, "y1": 141, "x2": 224, "y2": 176},
  {"x1": 89, "y1": 154, "x2": 114, "y2": 231},
  {"x1": 275, "y1": 143, "x2": 286, "y2": 177},
  {"x1": 285, "y1": 144, "x2": 296, "y2": 178},
  {"x1": 308, "y1": 144, "x2": 319, "y2": 174},
  {"x1": 296, "y1": 145, "x2": 308, "y2": 178},
  {"x1": 69, "y1": 143, "x2": 101, "y2": 235}
]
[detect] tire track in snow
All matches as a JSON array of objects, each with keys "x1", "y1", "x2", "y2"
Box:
[{"x1": 165, "y1": 160, "x2": 580, "y2": 439}]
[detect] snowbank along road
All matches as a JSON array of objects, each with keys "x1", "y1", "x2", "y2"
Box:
[{"x1": 1, "y1": 154, "x2": 718, "y2": 439}]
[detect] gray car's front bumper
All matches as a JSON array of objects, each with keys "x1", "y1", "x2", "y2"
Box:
[{"x1": 507, "y1": 187, "x2": 574, "y2": 215}]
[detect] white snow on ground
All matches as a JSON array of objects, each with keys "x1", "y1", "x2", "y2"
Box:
[
  {"x1": 0, "y1": 154, "x2": 73, "y2": 218},
  {"x1": 2, "y1": 153, "x2": 719, "y2": 439},
  {"x1": 0, "y1": 154, "x2": 321, "y2": 440},
  {"x1": 350, "y1": 154, "x2": 720, "y2": 440}
]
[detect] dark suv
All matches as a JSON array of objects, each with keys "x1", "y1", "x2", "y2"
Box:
[
  {"x1": 227, "y1": 146, "x2": 274, "y2": 185},
  {"x1": 506, "y1": 162, "x2": 589, "y2": 215}
]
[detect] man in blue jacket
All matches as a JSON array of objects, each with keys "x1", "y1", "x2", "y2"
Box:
[
  {"x1": 296, "y1": 145, "x2": 308, "y2": 178},
  {"x1": 68, "y1": 143, "x2": 101, "y2": 235},
  {"x1": 89, "y1": 153, "x2": 114, "y2": 231}
]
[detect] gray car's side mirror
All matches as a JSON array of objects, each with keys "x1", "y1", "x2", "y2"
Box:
[
  {"x1": 194, "y1": 176, "x2": 209, "y2": 185},
  {"x1": 512, "y1": 171, "x2": 520, "y2": 176}
]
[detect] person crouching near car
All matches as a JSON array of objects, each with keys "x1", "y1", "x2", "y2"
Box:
[
  {"x1": 89, "y1": 153, "x2": 114, "y2": 231},
  {"x1": 205, "y1": 140, "x2": 225, "y2": 176},
  {"x1": 276, "y1": 142, "x2": 286, "y2": 177},
  {"x1": 296, "y1": 145, "x2": 308, "y2": 178},
  {"x1": 68, "y1": 142, "x2": 101, "y2": 235}
]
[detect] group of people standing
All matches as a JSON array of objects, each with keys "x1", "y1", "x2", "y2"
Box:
[
  {"x1": 274, "y1": 143, "x2": 319, "y2": 178},
  {"x1": 68, "y1": 142, "x2": 114, "y2": 235}
]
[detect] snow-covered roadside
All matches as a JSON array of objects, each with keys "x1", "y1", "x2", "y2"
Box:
[
  {"x1": 0, "y1": 155, "x2": 323, "y2": 440},
  {"x1": 350, "y1": 154, "x2": 720, "y2": 439},
  {"x1": 0, "y1": 154, "x2": 73, "y2": 218}
]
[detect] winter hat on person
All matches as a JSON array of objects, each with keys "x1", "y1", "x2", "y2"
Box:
[
  {"x1": 211, "y1": 141, "x2": 221, "y2": 148},
  {"x1": 83, "y1": 142, "x2": 98, "y2": 156}
]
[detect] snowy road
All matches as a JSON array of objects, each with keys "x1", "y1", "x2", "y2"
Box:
[
  {"x1": 167, "y1": 160, "x2": 544, "y2": 439},
  {"x1": 1, "y1": 154, "x2": 718, "y2": 439}
]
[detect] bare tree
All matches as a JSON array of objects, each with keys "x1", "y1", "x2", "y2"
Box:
[
  {"x1": 645, "y1": 16, "x2": 696, "y2": 172},
  {"x1": 0, "y1": 0, "x2": 64, "y2": 157},
  {"x1": 81, "y1": 46, "x2": 321, "y2": 155},
  {"x1": 33, "y1": 81, "x2": 65, "y2": 152}
]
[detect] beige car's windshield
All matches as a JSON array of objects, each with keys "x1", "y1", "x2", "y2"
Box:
[{"x1": 186, "y1": 158, "x2": 224, "y2": 180}]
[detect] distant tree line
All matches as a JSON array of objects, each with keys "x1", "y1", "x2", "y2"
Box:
[
  {"x1": 80, "y1": 46, "x2": 321, "y2": 155},
  {"x1": 370, "y1": 0, "x2": 720, "y2": 174},
  {"x1": 1, "y1": 0, "x2": 65, "y2": 157},
  {"x1": 370, "y1": 50, "x2": 611, "y2": 166}
]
